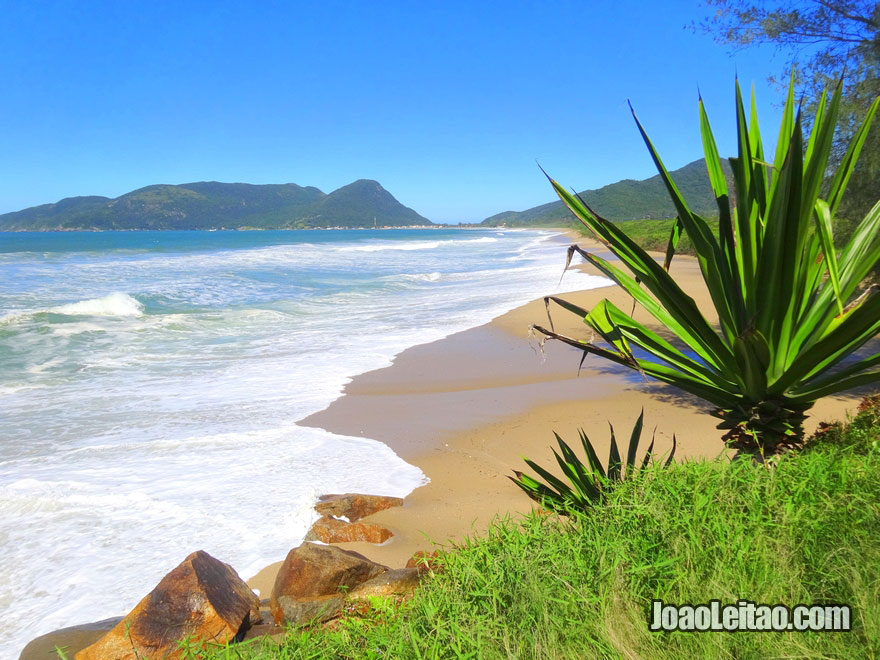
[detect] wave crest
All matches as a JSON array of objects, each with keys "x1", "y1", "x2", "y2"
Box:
[{"x1": 51, "y1": 293, "x2": 144, "y2": 317}]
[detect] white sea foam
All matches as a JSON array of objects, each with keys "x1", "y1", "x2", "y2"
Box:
[
  {"x1": 0, "y1": 292, "x2": 144, "y2": 325},
  {"x1": 0, "y1": 228, "x2": 611, "y2": 658},
  {"x1": 338, "y1": 240, "x2": 442, "y2": 252},
  {"x1": 51, "y1": 292, "x2": 144, "y2": 317}
]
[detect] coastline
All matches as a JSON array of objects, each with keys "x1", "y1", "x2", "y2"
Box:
[
  {"x1": 246, "y1": 233, "x2": 864, "y2": 593},
  {"x1": 20, "y1": 229, "x2": 866, "y2": 657}
]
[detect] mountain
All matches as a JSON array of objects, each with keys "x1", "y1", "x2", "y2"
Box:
[
  {"x1": 296, "y1": 179, "x2": 429, "y2": 228},
  {"x1": 481, "y1": 158, "x2": 731, "y2": 227},
  {"x1": 0, "y1": 180, "x2": 432, "y2": 231}
]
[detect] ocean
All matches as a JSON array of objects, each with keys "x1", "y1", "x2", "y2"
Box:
[{"x1": 0, "y1": 228, "x2": 606, "y2": 655}]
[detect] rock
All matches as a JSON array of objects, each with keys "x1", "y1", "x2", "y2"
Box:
[
  {"x1": 405, "y1": 550, "x2": 443, "y2": 573},
  {"x1": 273, "y1": 593, "x2": 347, "y2": 626},
  {"x1": 314, "y1": 493, "x2": 403, "y2": 522},
  {"x1": 350, "y1": 568, "x2": 422, "y2": 599},
  {"x1": 76, "y1": 550, "x2": 261, "y2": 660},
  {"x1": 269, "y1": 543, "x2": 389, "y2": 626},
  {"x1": 242, "y1": 621, "x2": 287, "y2": 644},
  {"x1": 19, "y1": 617, "x2": 122, "y2": 660},
  {"x1": 305, "y1": 515, "x2": 394, "y2": 544}
]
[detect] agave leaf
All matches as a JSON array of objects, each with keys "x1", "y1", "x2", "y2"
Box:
[
  {"x1": 556, "y1": 434, "x2": 598, "y2": 489},
  {"x1": 586, "y1": 300, "x2": 636, "y2": 364},
  {"x1": 530, "y1": 324, "x2": 640, "y2": 371},
  {"x1": 512, "y1": 414, "x2": 675, "y2": 512},
  {"x1": 732, "y1": 328, "x2": 770, "y2": 396},
  {"x1": 630, "y1": 102, "x2": 740, "y2": 341},
  {"x1": 665, "y1": 435, "x2": 678, "y2": 468},
  {"x1": 565, "y1": 245, "x2": 735, "y2": 376},
  {"x1": 779, "y1": 289, "x2": 880, "y2": 391},
  {"x1": 775, "y1": 289, "x2": 880, "y2": 392},
  {"x1": 546, "y1": 185, "x2": 735, "y2": 370},
  {"x1": 508, "y1": 473, "x2": 562, "y2": 507},
  {"x1": 794, "y1": 351, "x2": 880, "y2": 397},
  {"x1": 794, "y1": 199, "x2": 880, "y2": 345},
  {"x1": 607, "y1": 422, "x2": 622, "y2": 482},
  {"x1": 813, "y1": 199, "x2": 843, "y2": 314},
  {"x1": 625, "y1": 408, "x2": 645, "y2": 474},
  {"x1": 748, "y1": 85, "x2": 769, "y2": 225},
  {"x1": 663, "y1": 217, "x2": 684, "y2": 271},
  {"x1": 578, "y1": 428, "x2": 606, "y2": 479},
  {"x1": 732, "y1": 81, "x2": 757, "y2": 291},
  {"x1": 791, "y1": 366, "x2": 880, "y2": 402},
  {"x1": 772, "y1": 75, "x2": 797, "y2": 178},
  {"x1": 801, "y1": 86, "x2": 841, "y2": 225},
  {"x1": 553, "y1": 443, "x2": 602, "y2": 503},
  {"x1": 522, "y1": 455, "x2": 572, "y2": 497},
  {"x1": 837, "y1": 199, "x2": 880, "y2": 299},
  {"x1": 641, "y1": 430, "x2": 656, "y2": 470},
  {"x1": 544, "y1": 295, "x2": 590, "y2": 328},
  {"x1": 826, "y1": 96, "x2": 880, "y2": 216},
  {"x1": 756, "y1": 113, "x2": 805, "y2": 375},
  {"x1": 532, "y1": 323, "x2": 741, "y2": 409},
  {"x1": 699, "y1": 96, "x2": 738, "y2": 314},
  {"x1": 598, "y1": 299, "x2": 736, "y2": 389}
]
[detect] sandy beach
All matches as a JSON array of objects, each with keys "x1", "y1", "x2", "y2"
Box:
[{"x1": 247, "y1": 234, "x2": 864, "y2": 593}]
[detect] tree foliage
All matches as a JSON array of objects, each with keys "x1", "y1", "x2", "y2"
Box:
[{"x1": 698, "y1": 1, "x2": 879, "y2": 219}]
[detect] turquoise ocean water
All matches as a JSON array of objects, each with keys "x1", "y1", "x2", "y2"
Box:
[{"x1": 0, "y1": 228, "x2": 606, "y2": 654}]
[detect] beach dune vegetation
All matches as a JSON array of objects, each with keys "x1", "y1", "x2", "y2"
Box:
[
  {"x1": 533, "y1": 79, "x2": 880, "y2": 456},
  {"x1": 509, "y1": 409, "x2": 676, "y2": 513}
]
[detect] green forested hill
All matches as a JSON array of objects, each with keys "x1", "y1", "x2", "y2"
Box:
[
  {"x1": 481, "y1": 158, "x2": 731, "y2": 226},
  {"x1": 0, "y1": 180, "x2": 432, "y2": 230}
]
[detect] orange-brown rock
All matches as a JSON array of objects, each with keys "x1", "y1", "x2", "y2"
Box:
[
  {"x1": 76, "y1": 550, "x2": 261, "y2": 660},
  {"x1": 405, "y1": 550, "x2": 443, "y2": 573},
  {"x1": 305, "y1": 515, "x2": 394, "y2": 544},
  {"x1": 269, "y1": 543, "x2": 388, "y2": 626},
  {"x1": 349, "y1": 568, "x2": 422, "y2": 599},
  {"x1": 314, "y1": 493, "x2": 403, "y2": 522}
]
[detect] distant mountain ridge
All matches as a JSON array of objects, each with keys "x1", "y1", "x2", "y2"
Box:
[
  {"x1": 481, "y1": 158, "x2": 732, "y2": 226},
  {"x1": 0, "y1": 179, "x2": 432, "y2": 231}
]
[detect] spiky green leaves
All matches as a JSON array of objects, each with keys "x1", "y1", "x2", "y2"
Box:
[
  {"x1": 534, "y1": 79, "x2": 880, "y2": 454},
  {"x1": 509, "y1": 410, "x2": 676, "y2": 513}
]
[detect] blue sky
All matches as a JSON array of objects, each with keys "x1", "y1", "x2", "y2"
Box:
[{"x1": 0, "y1": 0, "x2": 792, "y2": 222}]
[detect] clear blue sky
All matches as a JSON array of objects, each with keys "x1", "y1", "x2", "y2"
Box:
[{"x1": 0, "y1": 0, "x2": 792, "y2": 222}]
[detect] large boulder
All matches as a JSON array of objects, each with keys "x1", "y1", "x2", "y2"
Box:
[
  {"x1": 270, "y1": 543, "x2": 388, "y2": 625},
  {"x1": 314, "y1": 493, "x2": 403, "y2": 522},
  {"x1": 76, "y1": 550, "x2": 261, "y2": 660},
  {"x1": 305, "y1": 515, "x2": 394, "y2": 544}
]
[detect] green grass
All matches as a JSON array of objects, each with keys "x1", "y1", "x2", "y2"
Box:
[{"x1": 194, "y1": 399, "x2": 880, "y2": 659}]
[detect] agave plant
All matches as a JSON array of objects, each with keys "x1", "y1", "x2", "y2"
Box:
[
  {"x1": 510, "y1": 409, "x2": 675, "y2": 513},
  {"x1": 533, "y1": 80, "x2": 880, "y2": 457}
]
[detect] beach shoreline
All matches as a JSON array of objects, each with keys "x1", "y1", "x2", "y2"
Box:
[
  {"x1": 246, "y1": 233, "x2": 864, "y2": 594},
  {"x1": 20, "y1": 229, "x2": 866, "y2": 658}
]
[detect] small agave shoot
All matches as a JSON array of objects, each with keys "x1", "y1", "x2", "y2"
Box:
[
  {"x1": 510, "y1": 409, "x2": 675, "y2": 513},
  {"x1": 533, "y1": 80, "x2": 880, "y2": 457}
]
